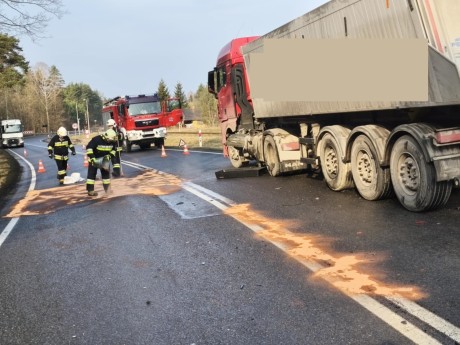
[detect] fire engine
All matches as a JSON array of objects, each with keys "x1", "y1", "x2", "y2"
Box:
[{"x1": 102, "y1": 94, "x2": 183, "y2": 152}]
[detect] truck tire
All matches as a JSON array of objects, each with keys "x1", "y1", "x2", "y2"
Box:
[
  {"x1": 139, "y1": 143, "x2": 150, "y2": 150},
  {"x1": 228, "y1": 146, "x2": 247, "y2": 168},
  {"x1": 351, "y1": 135, "x2": 392, "y2": 200},
  {"x1": 263, "y1": 135, "x2": 281, "y2": 176},
  {"x1": 318, "y1": 133, "x2": 353, "y2": 191},
  {"x1": 155, "y1": 138, "x2": 165, "y2": 148},
  {"x1": 390, "y1": 135, "x2": 452, "y2": 212},
  {"x1": 123, "y1": 139, "x2": 132, "y2": 153}
]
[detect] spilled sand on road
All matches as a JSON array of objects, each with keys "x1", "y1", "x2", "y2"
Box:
[
  {"x1": 225, "y1": 203, "x2": 426, "y2": 300},
  {"x1": 5, "y1": 170, "x2": 182, "y2": 217}
]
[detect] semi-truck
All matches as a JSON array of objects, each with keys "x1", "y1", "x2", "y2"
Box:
[
  {"x1": 102, "y1": 94, "x2": 183, "y2": 152},
  {"x1": 208, "y1": 0, "x2": 460, "y2": 212},
  {"x1": 1, "y1": 119, "x2": 24, "y2": 148}
]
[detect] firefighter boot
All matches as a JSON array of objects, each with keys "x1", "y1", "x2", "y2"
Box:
[
  {"x1": 103, "y1": 184, "x2": 112, "y2": 194},
  {"x1": 87, "y1": 190, "x2": 98, "y2": 197}
]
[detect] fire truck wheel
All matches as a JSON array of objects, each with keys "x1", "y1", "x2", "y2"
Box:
[
  {"x1": 123, "y1": 139, "x2": 132, "y2": 153},
  {"x1": 155, "y1": 138, "x2": 165, "y2": 148}
]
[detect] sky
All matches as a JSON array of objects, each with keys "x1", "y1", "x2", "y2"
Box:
[{"x1": 18, "y1": 0, "x2": 329, "y2": 99}]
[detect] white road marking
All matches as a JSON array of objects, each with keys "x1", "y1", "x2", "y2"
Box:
[
  {"x1": 0, "y1": 150, "x2": 36, "y2": 248},
  {"x1": 386, "y1": 295, "x2": 460, "y2": 342},
  {"x1": 0, "y1": 217, "x2": 19, "y2": 248},
  {"x1": 353, "y1": 294, "x2": 442, "y2": 345}
]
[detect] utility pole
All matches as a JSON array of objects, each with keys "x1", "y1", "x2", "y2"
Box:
[
  {"x1": 75, "y1": 102, "x2": 81, "y2": 135},
  {"x1": 84, "y1": 98, "x2": 91, "y2": 133}
]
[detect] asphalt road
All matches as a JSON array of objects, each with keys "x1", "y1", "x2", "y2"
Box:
[{"x1": 0, "y1": 136, "x2": 459, "y2": 345}]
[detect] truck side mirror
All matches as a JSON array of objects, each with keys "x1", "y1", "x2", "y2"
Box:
[{"x1": 208, "y1": 70, "x2": 217, "y2": 97}]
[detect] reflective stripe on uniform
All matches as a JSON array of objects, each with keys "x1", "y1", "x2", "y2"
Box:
[
  {"x1": 86, "y1": 179, "x2": 95, "y2": 185},
  {"x1": 54, "y1": 154, "x2": 68, "y2": 160},
  {"x1": 97, "y1": 145, "x2": 113, "y2": 152},
  {"x1": 102, "y1": 179, "x2": 111, "y2": 185}
]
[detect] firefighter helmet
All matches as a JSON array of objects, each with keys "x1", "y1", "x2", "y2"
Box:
[
  {"x1": 107, "y1": 119, "x2": 116, "y2": 127},
  {"x1": 57, "y1": 127, "x2": 67, "y2": 137},
  {"x1": 104, "y1": 128, "x2": 117, "y2": 142}
]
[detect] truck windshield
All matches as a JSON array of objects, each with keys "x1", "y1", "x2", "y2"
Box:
[
  {"x1": 128, "y1": 102, "x2": 161, "y2": 116},
  {"x1": 1, "y1": 124, "x2": 22, "y2": 134}
]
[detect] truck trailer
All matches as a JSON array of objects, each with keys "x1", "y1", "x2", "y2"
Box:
[
  {"x1": 1, "y1": 119, "x2": 24, "y2": 148},
  {"x1": 208, "y1": 0, "x2": 460, "y2": 212}
]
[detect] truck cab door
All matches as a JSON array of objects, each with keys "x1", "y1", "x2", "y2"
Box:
[{"x1": 217, "y1": 63, "x2": 237, "y2": 126}]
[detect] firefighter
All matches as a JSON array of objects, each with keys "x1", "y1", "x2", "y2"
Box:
[
  {"x1": 47, "y1": 127, "x2": 76, "y2": 185},
  {"x1": 85, "y1": 129, "x2": 118, "y2": 197},
  {"x1": 106, "y1": 118, "x2": 123, "y2": 177}
]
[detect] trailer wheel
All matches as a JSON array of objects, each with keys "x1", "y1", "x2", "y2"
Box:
[
  {"x1": 390, "y1": 135, "x2": 452, "y2": 212},
  {"x1": 228, "y1": 146, "x2": 247, "y2": 168},
  {"x1": 351, "y1": 135, "x2": 392, "y2": 200},
  {"x1": 264, "y1": 135, "x2": 281, "y2": 176},
  {"x1": 319, "y1": 133, "x2": 353, "y2": 191}
]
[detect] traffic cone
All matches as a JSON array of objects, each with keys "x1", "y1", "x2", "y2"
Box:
[
  {"x1": 161, "y1": 145, "x2": 167, "y2": 158},
  {"x1": 24, "y1": 148, "x2": 27, "y2": 157},
  {"x1": 67, "y1": 163, "x2": 71, "y2": 171},
  {"x1": 183, "y1": 144, "x2": 190, "y2": 155},
  {"x1": 83, "y1": 155, "x2": 89, "y2": 167},
  {"x1": 37, "y1": 160, "x2": 46, "y2": 173}
]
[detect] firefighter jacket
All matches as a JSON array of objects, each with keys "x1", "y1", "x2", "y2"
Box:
[
  {"x1": 48, "y1": 135, "x2": 76, "y2": 160},
  {"x1": 86, "y1": 134, "x2": 117, "y2": 161}
]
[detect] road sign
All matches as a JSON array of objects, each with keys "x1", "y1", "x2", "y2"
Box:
[{"x1": 72, "y1": 123, "x2": 78, "y2": 129}]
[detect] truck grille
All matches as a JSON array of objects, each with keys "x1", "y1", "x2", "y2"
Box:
[
  {"x1": 8, "y1": 139, "x2": 19, "y2": 146},
  {"x1": 135, "y1": 119, "x2": 159, "y2": 127}
]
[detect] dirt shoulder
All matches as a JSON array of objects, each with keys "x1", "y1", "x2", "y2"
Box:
[{"x1": 0, "y1": 149, "x2": 20, "y2": 210}]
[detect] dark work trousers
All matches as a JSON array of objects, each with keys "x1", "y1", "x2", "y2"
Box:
[
  {"x1": 111, "y1": 149, "x2": 122, "y2": 176},
  {"x1": 54, "y1": 158, "x2": 68, "y2": 183},
  {"x1": 86, "y1": 164, "x2": 111, "y2": 192}
]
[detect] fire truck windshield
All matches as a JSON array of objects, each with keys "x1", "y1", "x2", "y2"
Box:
[{"x1": 128, "y1": 101, "x2": 161, "y2": 116}]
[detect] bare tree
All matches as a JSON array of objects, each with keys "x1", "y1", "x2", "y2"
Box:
[
  {"x1": 0, "y1": 0, "x2": 64, "y2": 40},
  {"x1": 29, "y1": 63, "x2": 64, "y2": 133},
  {"x1": 194, "y1": 83, "x2": 218, "y2": 126}
]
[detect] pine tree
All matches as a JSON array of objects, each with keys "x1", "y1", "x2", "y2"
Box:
[
  {"x1": 173, "y1": 82, "x2": 188, "y2": 109},
  {"x1": 0, "y1": 34, "x2": 29, "y2": 89},
  {"x1": 157, "y1": 79, "x2": 170, "y2": 102}
]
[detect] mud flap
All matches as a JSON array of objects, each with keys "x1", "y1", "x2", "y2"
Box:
[{"x1": 280, "y1": 160, "x2": 308, "y2": 173}]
